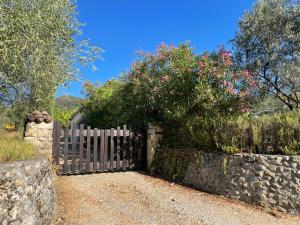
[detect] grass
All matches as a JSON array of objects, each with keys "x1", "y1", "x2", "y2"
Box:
[{"x1": 0, "y1": 131, "x2": 36, "y2": 162}]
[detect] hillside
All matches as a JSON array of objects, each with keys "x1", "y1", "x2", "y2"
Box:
[{"x1": 55, "y1": 96, "x2": 83, "y2": 110}]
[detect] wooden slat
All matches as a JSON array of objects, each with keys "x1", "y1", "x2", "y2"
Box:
[
  {"x1": 52, "y1": 122, "x2": 57, "y2": 160},
  {"x1": 110, "y1": 128, "x2": 114, "y2": 170},
  {"x1": 100, "y1": 130, "x2": 105, "y2": 171},
  {"x1": 55, "y1": 122, "x2": 61, "y2": 166},
  {"x1": 55, "y1": 124, "x2": 146, "y2": 175},
  {"x1": 86, "y1": 126, "x2": 91, "y2": 172},
  {"x1": 63, "y1": 127, "x2": 69, "y2": 174},
  {"x1": 66, "y1": 129, "x2": 130, "y2": 137},
  {"x1": 123, "y1": 125, "x2": 127, "y2": 170},
  {"x1": 104, "y1": 130, "x2": 108, "y2": 170},
  {"x1": 71, "y1": 125, "x2": 76, "y2": 174},
  {"x1": 93, "y1": 128, "x2": 98, "y2": 172},
  {"x1": 129, "y1": 130, "x2": 133, "y2": 169},
  {"x1": 116, "y1": 126, "x2": 121, "y2": 169},
  {"x1": 52, "y1": 122, "x2": 57, "y2": 163},
  {"x1": 79, "y1": 124, "x2": 84, "y2": 172}
]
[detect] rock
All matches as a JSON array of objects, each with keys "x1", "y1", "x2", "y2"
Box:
[
  {"x1": 157, "y1": 148, "x2": 300, "y2": 215},
  {"x1": 26, "y1": 111, "x2": 52, "y2": 123},
  {"x1": 0, "y1": 158, "x2": 56, "y2": 225},
  {"x1": 24, "y1": 118, "x2": 53, "y2": 153}
]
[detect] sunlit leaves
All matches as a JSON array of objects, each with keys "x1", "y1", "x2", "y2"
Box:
[{"x1": 0, "y1": 0, "x2": 101, "y2": 114}]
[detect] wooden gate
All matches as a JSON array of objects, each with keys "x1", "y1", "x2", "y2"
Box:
[{"x1": 52, "y1": 122, "x2": 146, "y2": 175}]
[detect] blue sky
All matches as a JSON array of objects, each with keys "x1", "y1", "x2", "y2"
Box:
[{"x1": 59, "y1": 0, "x2": 256, "y2": 97}]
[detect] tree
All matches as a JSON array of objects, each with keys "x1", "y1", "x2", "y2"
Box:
[
  {"x1": 0, "y1": 0, "x2": 100, "y2": 124},
  {"x1": 82, "y1": 80, "x2": 126, "y2": 128},
  {"x1": 233, "y1": 0, "x2": 300, "y2": 110}
]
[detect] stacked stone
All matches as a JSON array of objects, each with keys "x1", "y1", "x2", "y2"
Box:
[
  {"x1": 0, "y1": 158, "x2": 56, "y2": 225},
  {"x1": 24, "y1": 111, "x2": 53, "y2": 152},
  {"x1": 26, "y1": 111, "x2": 52, "y2": 123},
  {"x1": 155, "y1": 148, "x2": 300, "y2": 215}
]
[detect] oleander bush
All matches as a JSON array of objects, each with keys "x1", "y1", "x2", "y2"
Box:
[{"x1": 83, "y1": 43, "x2": 299, "y2": 155}]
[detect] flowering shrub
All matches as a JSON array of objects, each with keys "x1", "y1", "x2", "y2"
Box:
[
  {"x1": 83, "y1": 43, "x2": 261, "y2": 150},
  {"x1": 126, "y1": 43, "x2": 257, "y2": 131}
]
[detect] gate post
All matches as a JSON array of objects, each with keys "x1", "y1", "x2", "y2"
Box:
[
  {"x1": 24, "y1": 111, "x2": 54, "y2": 160},
  {"x1": 147, "y1": 123, "x2": 163, "y2": 171}
]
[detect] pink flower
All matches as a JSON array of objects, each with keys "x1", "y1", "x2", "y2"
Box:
[
  {"x1": 202, "y1": 54, "x2": 208, "y2": 60},
  {"x1": 227, "y1": 87, "x2": 238, "y2": 95},
  {"x1": 239, "y1": 90, "x2": 249, "y2": 98},
  {"x1": 242, "y1": 70, "x2": 251, "y2": 79},
  {"x1": 220, "y1": 50, "x2": 233, "y2": 66},
  {"x1": 240, "y1": 107, "x2": 250, "y2": 113},
  {"x1": 223, "y1": 80, "x2": 233, "y2": 87},
  {"x1": 251, "y1": 80, "x2": 257, "y2": 88},
  {"x1": 157, "y1": 42, "x2": 166, "y2": 50}
]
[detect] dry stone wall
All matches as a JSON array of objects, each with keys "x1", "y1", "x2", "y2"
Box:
[
  {"x1": 153, "y1": 148, "x2": 300, "y2": 215},
  {"x1": 24, "y1": 111, "x2": 53, "y2": 154},
  {"x1": 0, "y1": 158, "x2": 56, "y2": 225},
  {"x1": 24, "y1": 121, "x2": 53, "y2": 151}
]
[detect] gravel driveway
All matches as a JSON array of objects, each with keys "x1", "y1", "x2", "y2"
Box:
[{"x1": 54, "y1": 171, "x2": 300, "y2": 225}]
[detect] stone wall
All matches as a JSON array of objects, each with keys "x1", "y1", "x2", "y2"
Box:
[
  {"x1": 24, "y1": 121, "x2": 53, "y2": 152},
  {"x1": 0, "y1": 158, "x2": 56, "y2": 225},
  {"x1": 24, "y1": 111, "x2": 53, "y2": 155},
  {"x1": 152, "y1": 148, "x2": 300, "y2": 215}
]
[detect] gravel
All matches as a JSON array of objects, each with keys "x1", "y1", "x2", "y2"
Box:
[{"x1": 54, "y1": 171, "x2": 300, "y2": 225}]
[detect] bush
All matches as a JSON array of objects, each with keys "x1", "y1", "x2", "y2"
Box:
[
  {"x1": 82, "y1": 80, "x2": 127, "y2": 128},
  {"x1": 189, "y1": 110, "x2": 300, "y2": 155},
  {"x1": 53, "y1": 108, "x2": 78, "y2": 128},
  {"x1": 0, "y1": 132, "x2": 36, "y2": 162},
  {"x1": 83, "y1": 43, "x2": 257, "y2": 133}
]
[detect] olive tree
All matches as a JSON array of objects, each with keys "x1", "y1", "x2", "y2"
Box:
[
  {"x1": 0, "y1": 0, "x2": 100, "y2": 125},
  {"x1": 233, "y1": 0, "x2": 300, "y2": 110}
]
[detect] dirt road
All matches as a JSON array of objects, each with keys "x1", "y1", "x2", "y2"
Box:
[{"x1": 54, "y1": 171, "x2": 300, "y2": 225}]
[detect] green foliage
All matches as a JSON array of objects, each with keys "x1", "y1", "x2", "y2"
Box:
[
  {"x1": 127, "y1": 43, "x2": 256, "y2": 127},
  {"x1": 82, "y1": 43, "x2": 257, "y2": 139},
  {"x1": 53, "y1": 108, "x2": 78, "y2": 128},
  {"x1": 83, "y1": 80, "x2": 127, "y2": 128},
  {"x1": 0, "y1": 0, "x2": 100, "y2": 126},
  {"x1": 0, "y1": 132, "x2": 35, "y2": 162},
  {"x1": 221, "y1": 156, "x2": 229, "y2": 175},
  {"x1": 233, "y1": 0, "x2": 300, "y2": 110},
  {"x1": 190, "y1": 110, "x2": 300, "y2": 155},
  {"x1": 82, "y1": 42, "x2": 299, "y2": 155},
  {"x1": 251, "y1": 95, "x2": 289, "y2": 116}
]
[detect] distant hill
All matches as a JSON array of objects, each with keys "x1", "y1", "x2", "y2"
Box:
[{"x1": 55, "y1": 95, "x2": 83, "y2": 110}]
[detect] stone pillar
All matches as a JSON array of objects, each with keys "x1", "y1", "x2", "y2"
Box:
[
  {"x1": 24, "y1": 111, "x2": 53, "y2": 158},
  {"x1": 147, "y1": 123, "x2": 163, "y2": 171}
]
